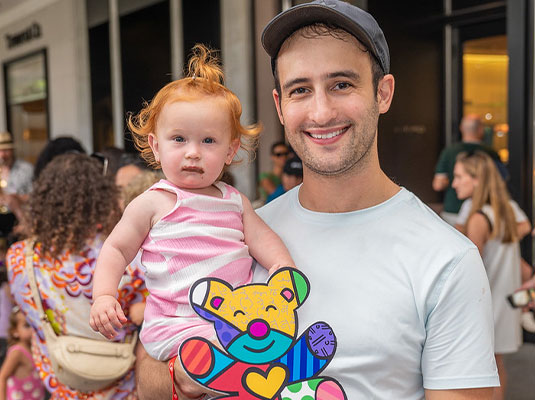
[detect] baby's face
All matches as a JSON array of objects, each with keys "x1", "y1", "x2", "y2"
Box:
[{"x1": 149, "y1": 97, "x2": 239, "y2": 191}]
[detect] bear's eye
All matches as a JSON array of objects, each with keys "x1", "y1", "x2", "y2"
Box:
[
  {"x1": 265, "y1": 305, "x2": 277, "y2": 312},
  {"x1": 233, "y1": 310, "x2": 245, "y2": 317}
]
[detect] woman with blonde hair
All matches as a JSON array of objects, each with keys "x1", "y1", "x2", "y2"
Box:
[{"x1": 452, "y1": 150, "x2": 520, "y2": 400}]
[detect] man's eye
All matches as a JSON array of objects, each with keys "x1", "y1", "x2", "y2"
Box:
[
  {"x1": 334, "y1": 82, "x2": 351, "y2": 90},
  {"x1": 173, "y1": 136, "x2": 185, "y2": 142},
  {"x1": 290, "y1": 87, "x2": 307, "y2": 96},
  {"x1": 202, "y1": 138, "x2": 215, "y2": 144}
]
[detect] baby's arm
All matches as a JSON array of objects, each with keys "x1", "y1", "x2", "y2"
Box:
[
  {"x1": 90, "y1": 192, "x2": 156, "y2": 338},
  {"x1": 241, "y1": 194, "x2": 295, "y2": 274}
]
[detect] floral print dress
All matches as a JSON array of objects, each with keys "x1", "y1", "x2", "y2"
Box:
[{"x1": 7, "y1": 237, "x2": 147, "y2": 400}]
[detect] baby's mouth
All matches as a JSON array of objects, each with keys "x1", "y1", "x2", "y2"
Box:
[{"x1": 182, "y1": 166, "x2": 204, "y2": 174}]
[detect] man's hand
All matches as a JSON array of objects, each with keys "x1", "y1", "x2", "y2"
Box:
[{"x1": 89, "y1": 295, "x2": 127, "y2": 339}]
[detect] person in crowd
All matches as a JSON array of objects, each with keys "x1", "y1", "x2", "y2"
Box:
[
  {"x1": 89, "y1": 45, "x2": 295, "y2": 388},
  {"x1": 257, "y1": 141, "x2": 290, "y2": 202},
  {"x1": 452, "y1": 151, "x2": 521, "y2": 400},
  {"x1": 0, "y1": 132, "x2": 33, "y2": 241},
  {"x1": 99, "y1": 147, "x2": 125, "y2": 177},
  {"x1": 33, "y1": 137, "x2": 86, "y2": 180},
  {"x1": 115, "y1": 153, "x2": 152, "y2": 189},
  {"x1": 433, "y1": 114, "x2": 505, "y2": 225},
  {"x1": 134, "y1": 1, "x2": 498, "y2": 399},
  {"x1": 0, "y1": 307, "x2": 45, "y2": 400},
  {"x1": 0, "y1": 265, "x2": 11, "y2": 368},
  {"x1": 265, "y1": 156, "x2": 303, "y2": 203},
  {"x1": 6, "y1": 153, "x2": 145, "y2": 399}
]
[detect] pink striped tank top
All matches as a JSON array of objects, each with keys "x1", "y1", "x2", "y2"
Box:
[{"x1": 139, "y1": 180, "x2": 253, "y2": 360}]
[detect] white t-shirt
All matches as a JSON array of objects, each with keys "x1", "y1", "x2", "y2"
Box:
[{"x1": 255, "y1": 186, "x2": 499, "y2": 399}]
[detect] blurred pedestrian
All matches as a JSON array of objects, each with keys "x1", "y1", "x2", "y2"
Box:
[
  {"x1": 266, "y1": 156, "x2": 303, "y2": 203},
  {"x1": 6, "y1": 153, "x2": 145, "y2": 399},
  {"x1": 433, "y1": 114, "x2": 504, "y2": 225},
  {"x1": 257, "y1": 141, "x2": 289, "y2": 202},
  {"x1": 0, "y1": 307, "x2": 45, "y2": 400},
  {"x1": 452, "y1": 150, "x2": 521, "y2": 400}
]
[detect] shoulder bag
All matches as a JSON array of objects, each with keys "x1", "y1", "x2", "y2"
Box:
[{"x1": 24, "y1": 240, "x2": 137, "y2": 393}]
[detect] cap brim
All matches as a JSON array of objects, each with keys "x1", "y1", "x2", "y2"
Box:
[{"x1": 262, "y1": 4, "x2": 376, "y2": 63}]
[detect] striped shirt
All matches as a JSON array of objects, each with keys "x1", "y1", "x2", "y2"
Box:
[{"x1": 140, "y1": 180, "x2": 253, "y2": 360}]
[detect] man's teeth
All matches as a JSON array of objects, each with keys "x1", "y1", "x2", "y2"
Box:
[{"x1": 309, "y1": 128, "x2": 345, "y2": 139}]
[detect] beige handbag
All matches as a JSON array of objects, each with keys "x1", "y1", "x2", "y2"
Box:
[{"x1": 25, "y1": 240, "x2": 137, "y2": 393}]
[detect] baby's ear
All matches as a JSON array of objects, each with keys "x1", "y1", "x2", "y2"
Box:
[
  {"x1": 225, "y1": 139, "x2": 240, "y2": 165},
  {"x1": 268, "y1": 267, "x2": 310, "y2": 308},
  {"x1": 148, "y1": 133, "x2": 160, "y2": 162}
]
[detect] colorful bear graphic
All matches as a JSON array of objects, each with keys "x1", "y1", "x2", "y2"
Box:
[{"x1": 179, "y1": 267, "x2": 346, "y2": 400}]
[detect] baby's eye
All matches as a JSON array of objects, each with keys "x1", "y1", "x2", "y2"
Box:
[
  {"x1": 202, "y1": 138, "x2": 215, "y2": 144},
  {"x1": 173, "y1": 136, "x2": 185, "y2": 143}
]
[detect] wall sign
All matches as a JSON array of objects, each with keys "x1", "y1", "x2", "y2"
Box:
[{"x1": 5, "y1": 22, "x2": 41, "y2": 49}]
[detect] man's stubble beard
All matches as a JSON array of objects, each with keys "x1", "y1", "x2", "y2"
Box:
[{"x1": 284, "y1": 101, "x2": 379, "y2": 178}]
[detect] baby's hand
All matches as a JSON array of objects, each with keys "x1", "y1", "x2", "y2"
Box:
[{"x1": 89, "y1": 295, "x2": 127, "y2": 339}]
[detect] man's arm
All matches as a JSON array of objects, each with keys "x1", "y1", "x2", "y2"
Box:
[
  {"x1": 432, "y1": 173, "x2": 449, "y2": 192},
  {"x1": 425, "y1": 388, "x2": 493, "y2": 399},
  {"x1": 135, "y1": 344, "x2": 205, "y2": 400}
]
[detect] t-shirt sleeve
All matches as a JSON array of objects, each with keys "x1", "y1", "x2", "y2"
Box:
[
  {"x1": 510, "y1": 200, "x2": 528, "y2": 222},
  {"x1": 434, "y1": 149, "x2": 450, "y2": 175},
  {"x1": 422, "y1": 248, "x2": 499, "y2": 389}
]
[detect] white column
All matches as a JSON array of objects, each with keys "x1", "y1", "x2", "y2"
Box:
[
  {"x1": 108, "y1": 0, "x2": 124, "y2": 148},
  {"x1": 170, "y1": 0, "x2": 184, "y2": 80},
  {"x1": 444, "y1": 0, "x2": 453, "y2": 146},
  {"x1": 220, "y1": 0, "x2": 256, "y2": 199}
]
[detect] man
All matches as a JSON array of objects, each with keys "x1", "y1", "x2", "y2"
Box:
[
  {"x1": 0, "y1": 132, "x2": 33, "y2": 236},
  {"x1": 135, "y1": 1, "x2": 498, "y2": 399},
  {"x1": 433, "y1": 114, "x2": 502, "y2": 225}
]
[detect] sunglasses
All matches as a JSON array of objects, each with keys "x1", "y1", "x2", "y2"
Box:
[
  {"x1": 273, "y1": 151, "x2": 289, "y2": 157},
  {"x1": 90, "y1": 152, "x2": 109, "y2": 176}
]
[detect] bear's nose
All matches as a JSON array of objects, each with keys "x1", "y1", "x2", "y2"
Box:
[{"x1": 248, "y1": 319, "x2": 270, "y2": 339}]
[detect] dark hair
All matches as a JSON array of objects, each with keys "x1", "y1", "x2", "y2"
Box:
[
  {"x1": 33, "y1": 137, "x2": 86, "y2": 180},
  {"x1": 273, "y1": 23, "x2": 384, "y2": 100},
  {"x1": 30, "y1": 153, "x2": 121, "y2": 258},
  {"x1": 271, "y1": 141, "x2": 288, "y2": 154},
  {"x1": 98, "y1": 146, "x2": 125, "y2": 176}
]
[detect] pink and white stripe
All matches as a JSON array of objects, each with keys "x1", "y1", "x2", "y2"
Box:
[{"x1": 140, "y1": 180, "x2": 253, "y2": 360}]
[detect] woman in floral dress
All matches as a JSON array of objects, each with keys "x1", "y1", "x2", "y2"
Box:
[{"x1": 6, "y1": 153, "x2": 146, "y2": 399}]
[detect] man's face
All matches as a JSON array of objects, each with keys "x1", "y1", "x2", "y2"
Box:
[
  {"x1": 272, "y1": 32, "x2": 383, "y2": 177},
  {"x1": 0, "y1": 149, "x2": 14, "y2": 167}
]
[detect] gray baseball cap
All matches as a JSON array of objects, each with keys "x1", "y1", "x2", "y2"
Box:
[{"x1": 262, "y1": 0, "x2": 390, "y2": 74}]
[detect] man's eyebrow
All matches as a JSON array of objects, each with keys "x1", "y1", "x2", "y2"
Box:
[
  {"x1": 282, "y1": 78, "x2": 309, "y2": 92},
  {"x1": 326, "y1": 70, "x2": 360, "y2": 81}
]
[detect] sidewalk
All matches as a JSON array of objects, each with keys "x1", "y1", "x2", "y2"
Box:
[{"x1": 504, "y1": 342, "x2": 535, "y2": 399}]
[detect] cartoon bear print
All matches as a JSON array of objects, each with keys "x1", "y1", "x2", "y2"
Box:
[{"x1": 179, "y1": 267, "x2": 347, "y2": 400}]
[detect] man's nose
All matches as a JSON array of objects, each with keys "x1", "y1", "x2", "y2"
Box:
[{"x1": 309, "y1": 91, "x2": 337, "y2": 125}]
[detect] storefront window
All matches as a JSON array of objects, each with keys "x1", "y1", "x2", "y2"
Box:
[
  {"x1": 462, "y1": 35, "x2": 508, "y2": 162},
  {"x1": 3, "y1": 49, "x2": 49, "y2": 163}
]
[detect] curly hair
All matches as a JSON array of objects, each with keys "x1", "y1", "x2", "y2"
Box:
[
  {"x1": 128, "y1": 43, "x2": 262, "y2": 169},
  {"x1": 30, "y1": 153, "x2": 121, "y2": 258}
]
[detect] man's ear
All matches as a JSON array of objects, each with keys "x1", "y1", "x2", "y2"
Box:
[
  {"x1": 225, "y1": 139, "x2": 240, "y2": 165},
  {"x1": 377, "y1": 74, "x2": 395, "y2": 114},
  {"x1": 272, "y1": 89, "x2": 284, "y2": 125},
  {"x1": 148, "y1": 133, "x2": 160, "y2": 162}
]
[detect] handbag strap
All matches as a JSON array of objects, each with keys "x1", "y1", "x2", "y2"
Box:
[
  {"x1": 24, "y1": 239, "x2": 51, "y2": 327},
  {"x1": 24, "y1": 239, "x2": 138, "y2": 348}
]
